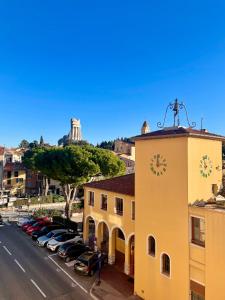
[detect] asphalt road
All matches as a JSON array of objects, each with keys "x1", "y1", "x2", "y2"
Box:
[{"x1": 0, "y1": 222, "x2": 92, "y2": 300}]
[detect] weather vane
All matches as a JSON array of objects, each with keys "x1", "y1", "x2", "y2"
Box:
[{"x1": 157, "y1": 99, "x2": 196, "y2": 129}]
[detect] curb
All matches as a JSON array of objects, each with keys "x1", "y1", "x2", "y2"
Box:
[{"x1": 89, "y1": 279, "x2": 100, "y2": 300}]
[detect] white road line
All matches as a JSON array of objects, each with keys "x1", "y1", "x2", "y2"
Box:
[
  {"x1": 48, "y1": 255, "x2": 88, "y2": 294},
  {"x1": 65, "y1": 260, "x2": 75, "y2": 267},
  {"x1": 14, "y1": 259, "x2": 26, "y2": 273},
  {"x1": 3, "y1": 246, "x2": 12, "y2": 256},
  {"x1": 30, "y1": 279, "x2": 47, "y2": 298}
]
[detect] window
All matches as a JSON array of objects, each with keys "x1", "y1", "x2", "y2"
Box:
[
  {"x1": 161, "y1": 253, "x2": 170, "y2": 277},
  {"x1": 190, "y1": 281, "x2": 205, "y2": 300},
  {"x1": 191, "y1": 217, "x2": 205, "y2": 247},
  {"x1": 131, "y1": 201, "x2": 135, "y2": 220},
  {"x1": 7, "y1": 171, "x2": 11, "y2": 179},
  {"x1": 7, "y1": 179, "x2": 11, "y2": 185},
  {"x1": 148, "y1": 236, "x2": 156, "y2": 257},
  {"x1": 14, "y1": 171, "x2": 19, "y2": 177},
  {"x1": 88, "y1": 191, "x2": 94, "y2": 206},
  {"x1": 101, "y1": 194, "x2": 107, "y2": 211},
  {"x1": 115, "y1": 197, "x2": 123, "y2": 215}
]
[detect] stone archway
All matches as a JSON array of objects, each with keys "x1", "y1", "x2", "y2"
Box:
[
  {"x1": 97, "y1": 221, "x2": 110, "y2": 256},
  {"x1": 110, "y1": 227, "x2": 126, "y2": 272}
]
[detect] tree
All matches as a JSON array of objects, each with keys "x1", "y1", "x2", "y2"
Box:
[
  {"x1": 19, "y1": 139, "x2": 29, "y2": 149},
  {"x1": 22, "y1": 147, "x2": 49, "y2": 196},
  {"x1": 97, "y1": 140, "x2": 115, "y2": 150},
  {"x1": 29, "y1": 140, "x2": 39, "y2": 149},
  {"x1": 33, "y1": 145, "x2": 126, "y2": 219}
]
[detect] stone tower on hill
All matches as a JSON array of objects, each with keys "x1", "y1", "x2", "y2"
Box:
[
  {"x1": 69, "y1": 118, "x2": 82, "y2": 142},
  {"x1": 141, "y1": 121, "x2": 150, "y2": 134}
]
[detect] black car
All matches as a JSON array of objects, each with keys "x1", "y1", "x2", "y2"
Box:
[
  {"x1": 74, "y1": 251, "x2": 104, "y2": 276},
  {"x1": 57, "y1": 242, "x2": 89, "y2": 262},
  {"x1": 31, "y1": 224, "x2": 64, "y2": 240}
]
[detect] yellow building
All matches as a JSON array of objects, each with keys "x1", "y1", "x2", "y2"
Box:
[
  {"x1": 83, "y1": 126, "x2": 225, "y2": 300},
  {"x1": 3, "y1": 162, "x2": 26, "y2": 196},
  {"x1": 83, "y1": 174, "x2": 135, "y2": 276}
]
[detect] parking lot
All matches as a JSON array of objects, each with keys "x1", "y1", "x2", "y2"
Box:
[{"x1": 0, "y1": 215, "x2": 96, "y2": 300}]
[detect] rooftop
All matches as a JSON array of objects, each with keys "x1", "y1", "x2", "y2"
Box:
[
  {"x1": 84, "y1": 173, "x2": 135, "y2": 196},
  {"x1": 134, "y1": 126, "x2": 225, "y2": 142}
]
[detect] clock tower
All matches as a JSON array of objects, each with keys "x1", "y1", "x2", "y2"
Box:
[{"x1": 134, "y1": 104, "x2": 224, "y2": 300}]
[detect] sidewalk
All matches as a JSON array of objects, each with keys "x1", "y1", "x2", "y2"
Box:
[{"x1": 91, "y1": 264, "x2": 142, "y2": 300}]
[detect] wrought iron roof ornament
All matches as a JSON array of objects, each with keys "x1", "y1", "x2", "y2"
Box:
[{"x1": 157, "y1": 99, "x2": 196, "y2": 129}]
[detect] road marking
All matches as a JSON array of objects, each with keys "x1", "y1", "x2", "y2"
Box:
[
  {"x1": 48, "y1": 253, "x2": 57, "y2": 257},
  {"x1": 48, "y1": 255, "x2": 88, "y2": 294},
  {"x1": 30, "y1": 279, "x2": 47, "y2": 298},
  {"x1": 14, "y1": 259, "x2": 26, "y2": 273},
  {"x1": 65, "y1": 260, "x2": 75, "y2": 267},
  {"x1": 3, "y1": 246, "x2": 12, "y2": 256}
]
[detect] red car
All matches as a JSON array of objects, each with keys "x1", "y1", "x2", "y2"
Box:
[
  {"x1": 26, "y1": 220, "x2": 51, "y2": 235},
  {"x1": 21, "y1": 217, "x2": 49, "y2": 231}
]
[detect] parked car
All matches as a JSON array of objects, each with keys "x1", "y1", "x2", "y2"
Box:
[
  {"x1": 31, "y1": 224, "x2": 64, "y2": 240},
  {"x1": 57, "y1": 242, "x2": 89, "y2": 262},
  {"x1": 22, "y1": 220, "x2": 37, "y2": 231},
  {"x1": 17, "y1": 216, "x2": 33, "y2": 227},
  {"x1": 37, "y1": 229, "x2": 68, "y2": 247},
  {"x1": 21, "y1": 217, "x2": 48, "y2": 231},
  {"x1": 26, "y1": 220, "x2": 51, "y2": 235},
  {"x1": 47, "y1": 232, "x2": 83, "y2": 252},
  {"x1": 74, "y1": 251, "x2": 102, "y2": 276}
]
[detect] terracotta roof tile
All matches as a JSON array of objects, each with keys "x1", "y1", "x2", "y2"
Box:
[
  {"x1": 84, "y1": 174, "x2": 135, "y2": 196},
  {"x1": 134, "y1": 127, "x2": 225, "y2": 141}
]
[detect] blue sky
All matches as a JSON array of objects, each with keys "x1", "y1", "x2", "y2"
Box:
[{"x1": 0, "y1": 1, "x2": 225, "y2": 147}]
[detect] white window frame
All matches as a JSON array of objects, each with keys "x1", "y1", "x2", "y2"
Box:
[
  {"x1": 100, "y1": 193, "x2": 108, "y2": 211},
  {"x1": 87, "y1": 190, "x2": 95, "y2": 206},
  {"x1": 160, "y1": 252, "x2": 171, "y2": 279},
  {"x1": 146, "y1": 234, "x2": 157, "y2": 258},
  {"x1": 189, "y1": 215, "x2": 205, "y2": 248},
  {"x1": 114, "y1": 196, "x2": 124, "y2": 216}
]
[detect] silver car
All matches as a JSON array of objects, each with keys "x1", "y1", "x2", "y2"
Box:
[
  {"x1": 47, "y1": 232, "x2": 83, "y2": 252},
  {"x1": 37, "y1": 229, "x2": 68, "y2": 247}
]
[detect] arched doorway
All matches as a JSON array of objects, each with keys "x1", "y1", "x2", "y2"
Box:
[
  {"x1": 85, "y1": 216, "x2": 96, "y2": 250},
  {"x1": 97, "y1": 221, "x2": 109, "y2": 257},
  {"x1": 111, "y1": 227, "x2": 126, "y2": 272}
]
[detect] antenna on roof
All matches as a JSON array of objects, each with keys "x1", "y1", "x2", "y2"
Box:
[
  {"x1": 201, "y1": 117, "x2": 203, "y2": 131},
  {"x1": 157, "y1": 99, "x2": 196, "y2": 129}
]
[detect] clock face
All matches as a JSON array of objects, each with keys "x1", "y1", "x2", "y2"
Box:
[
  {"x1": 200, "y1": 155, "x2": 212, "y2": 178},
  {"x1": 150, "y1": 154, "x2": 167, "y2": 176}
]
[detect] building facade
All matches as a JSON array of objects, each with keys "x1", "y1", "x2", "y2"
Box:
[
  {"x1": 83, "y1": 174, "x2": 135, "y2": 276},
  {"x1": 83, "y1": 126, "x2": 225, "y2": 300}
]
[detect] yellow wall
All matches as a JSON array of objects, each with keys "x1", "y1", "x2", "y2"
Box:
[
  {"x1": 135, "y1": 137, "x2": 190, "y2": 300},
  {"x1": 189, "y1": 205, "x2": 225, "y2": 300},
  {"x1": 84, "y1": 187, "x2": 135, "y2": 242},
  {"x1": 205, "y1": 209, "x2": 225, "y2": 300},
  {"x1": 188, "y1": 138, "x2": 222, "y2": 203}
]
